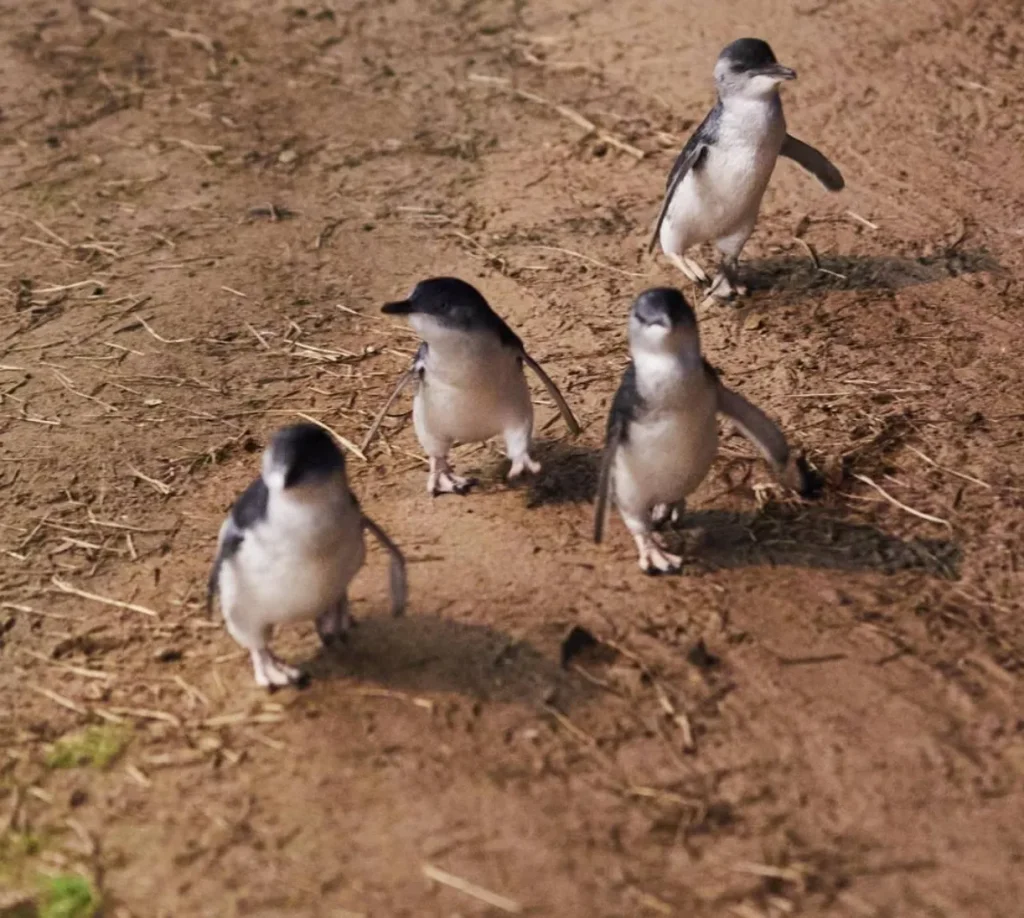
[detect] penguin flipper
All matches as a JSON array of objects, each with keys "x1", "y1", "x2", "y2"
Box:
[
  {"x1": 206, "y1": 519, "x2": 243, "y2": 616},
  {"x1": 714, "y1": 380, "x2": 815, "y2": 496},
  {"x1": 781, "y1": 134, "x2": 845, "y2": 192},
  {"x1": 648, "y1": 142, "x2": 709, "y2": 254},
  {"x1": 593, "y1": 416, "x2": 624, "y2": 544},
  {"x1": 521, "y1": 352, "x2": 581, "y2": 436},
  {"x1": 361, "y1": 514, "x2": 407, "y2": 616},
  {"x1": 360, "y1": 345, "x2": 425, "y2": 455}
]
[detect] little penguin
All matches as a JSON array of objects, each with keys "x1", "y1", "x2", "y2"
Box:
[
  {"x1": 362, "y1": 277, "x2": 581, "y2": 495},
  {"x1": 207, "y1": 422, "x2": 407, "y2": 688},
  {"x1": 649, "y1": 37, "x2": 845, "y2": 304},
  {"x1": 594, "y1": 287, "x2": 816, "y2": 575}
]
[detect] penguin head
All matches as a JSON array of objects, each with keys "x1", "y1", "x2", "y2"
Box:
[
  {"x1": 262, "y1": 423, "x2": 346, "y2": 492},
  {"x1": 382, "y1": 277, "x2": 493, "y2": 340},
  {"x1": 628, "y1": 288, "x2": 701, "y2": 358},
  {"x1": 714, "y1": 38, "x2": 796, "y2": 99}
]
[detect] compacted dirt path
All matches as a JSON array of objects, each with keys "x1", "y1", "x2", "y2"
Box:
[{"x1": 2, "y1": 0, "x2": 1024, "y2": 915}]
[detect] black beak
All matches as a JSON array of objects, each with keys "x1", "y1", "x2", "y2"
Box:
[
  {"x1": 756, "y1": 63, "x2": 796, "y2": 81},
  {"x1": 381, "y1": 299, "x2": 414, "y2": 315}
]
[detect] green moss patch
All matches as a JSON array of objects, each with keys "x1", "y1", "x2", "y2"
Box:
[
  {"x1": 38, "y1": 874, "x2": 100, "y2": 918},
  {"x1": 45, "y1": 725, "x2": 131, "y2": 770}
]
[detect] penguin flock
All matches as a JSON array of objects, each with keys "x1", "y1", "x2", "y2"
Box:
[{"x1": 207, "y1": 37, "x2": 843, "y2": 688}]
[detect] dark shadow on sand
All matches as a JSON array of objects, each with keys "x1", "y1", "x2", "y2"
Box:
[
  {"x1": 744, "y1": 249, "x2": 1000, "y2": 295},
  {"x1": 525, "y1": 444, "x2": 959, "y2": 579},
  {"x1": 303, "y1": 614, "x2": 591, "y2": 708},
  {"x1": 664, "y1": 505, "x2": 960, "y2": 579},
  {"x1": 526, "y1": 440, "x2": 601, "y2": 508}
]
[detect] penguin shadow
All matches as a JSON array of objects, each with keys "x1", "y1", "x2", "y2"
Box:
[
  {"x1": 667, "y1": 505, "x2": 960, "y2": 578},
  {"x1": 743, "y1": 249, "x2": 1000, "y2": 296},
  {"x1": 525, "y1": 440, "x2": 601, "y2": 508},
  {"x1": 304, "y1": 614, "x2": 592, "y2": 708}
]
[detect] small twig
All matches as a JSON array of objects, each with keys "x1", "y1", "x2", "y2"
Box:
[
  {"x1": 35, "y1": 278, "x2": 104, "y2": 294},
  {"x1": 906, "y1": 445, "x2": 991, "y2": 490},
  {"x1": 164, "y1": 27, "x2": 216, "y2": 54},
  {"x1": 525, "y1": 244, "x2": 647, "y2": 278},
  {"x1": 49, "y1": 367, "x2": 119, "y2": 413},
  {"x1": 51, "y1": 576, "x2": 159, "y2": 617},
  {"x1": 1, "y1": 602, "x2": 74, "y2": 621},
  {"x1": 168, "y1": 138, "x2": 224, "y2": 165},
  {"x1": 468, "y1": 73, "x2": 645, "y2": 159},
  {"x1": 422, "y1": 864, "x2": 523, "y2": 914},
  {"x1": 341, "y1": 687, "x2": 433, "y2": 710},
  {"x1": 733, "y1": 862, "x2": 806, "y2": 883},
  {"x1": 128, "y1": 465, "x2": 172, "y2": 496},
  {"x1": 21, "y1": 649, "x2": 112, "y2": 681},
  {"x1": 845, "y1": 210, "x2": 878, "y2": 231},
  {"x1": 30, "y1": 219, "x2": 72, "y2": 248},
  {"x1": 795, "y1": 237, "x2": 820, "y2": 270},
  {"x1": 104, "y1": 706, "x2": 182, "y2": 727},
  {"x1": 244, "y1": 322, "x2": 270, "y2": 349},
  {"x1": 294, "y1": 411, "x2": 366, "y2": 461},
  {"x1": 125, "y1": 764, "x2": 151, "y2": 787},
  {"x1": 851, "y1": 474, "x2": 952, "y2": 530},
  {"x1": 27, "y1": 684, "x2": 89, "y2": 716},
  {"x1": 133, "y1": 315, "x2": 196, "y2": 344}
]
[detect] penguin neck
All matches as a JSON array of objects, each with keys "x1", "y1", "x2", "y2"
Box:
[
  {"x1": 420, "y1": 326, "x2": 517, "y2": 385},
  {"x1": 267, "y1": 479, "x2": 354, "y2": 539},
  {"x1": 719, "y1": 88, "x2": 784, "y2": 123},
  {"x1": 632, "y1": 345, "x2": 705, "y2": 403}
]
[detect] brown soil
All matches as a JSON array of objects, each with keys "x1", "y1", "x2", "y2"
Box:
[{"x1": 2, "y1": 1, "x2": 1024, "y2": 916}]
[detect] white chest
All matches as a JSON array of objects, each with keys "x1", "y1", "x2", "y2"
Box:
[
  {"x1": 227, "y1": 494, "x2": 365, "y2": 626},
  {"x1": 667, "y1": 98, "x2": 786, "y2": 244},
  {"x1": 415, "y1": 329, "x2": 531, "y2": 441},
  {"x1": 615, "y1": 358, "x2": 720, "y2": 505}
]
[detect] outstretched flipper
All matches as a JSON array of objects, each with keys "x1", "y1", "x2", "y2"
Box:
[
  {"x1": 361, "y1": 514, "x2": 408, "y2": 616},
  {"x1": 521, "y1": 352, "x2": 581, "y2": 436},
  {"x1": 714, "y1": 378, "x2": 815, "y2": 496},
  {"x1": 360, "y1": 344, "x2": 426, "y2": 455},
  {"x1": 648, "y1": 142, "x2": 710, "y2": 254},
  {"x1": 780, "y1": 134, "x2": 844, "y2": 192}
]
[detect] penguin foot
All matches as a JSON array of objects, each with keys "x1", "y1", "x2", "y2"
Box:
[
  {"x1": 634, "y1": 534, "x2": 683, "y2": 575},
  {"x1": 651, "y1": 503, "x2": 684, "y2": 530},
  {"x1": 429, "y1": 470, "x2": 475, "y2": 496},
  {"x1": 316, "y1": 603, "x2": 353, "y2": 648},
  {"x1": 704, "y1": 270, "x2": 747, "y2": 304},
  {"x1": 508, "y1": 455, "x2": 541, "y2": 480},
  {"x1": 251, "y1": 649, "x2": 306, "y2": 689},
  {"x1": 667, "y1": 253, "x2": 708, "y2": 285}
]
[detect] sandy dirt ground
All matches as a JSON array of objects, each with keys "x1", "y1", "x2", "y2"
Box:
[{"x1": 2, "y1": 0, "x2": 1024, "y2": 915}]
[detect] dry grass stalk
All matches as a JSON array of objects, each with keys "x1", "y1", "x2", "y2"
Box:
[
  {"x1": 128, "y1": 465, "x2": 172, "y2": 495},
  {"x1": 852, "y1": 474, "x2": 952, "y2": 530},
  {"x1": 104, "y1": 706, "x2": 182, "y2": 727},
  {"x1": 21, "y1": 649, "x2": 112, "y2": 681},
  {"x1": 28, "y1": 685, "x2": 89, "y2": 716},
  {"x1": 469, "y1": 73, "x2": 645, "y2": 159},
  {"x1": 525, "y1": 244, "x2": 647, "y2": 278},
  {"x1": 51, "y1": 576, "x2": 159, "y2": 617},
  {"x1": 342, "y1": 687, "x2": 434, "y2": 710},
  {"x1": 421, "y1": 864, "x2": 523, "y2": 914}
]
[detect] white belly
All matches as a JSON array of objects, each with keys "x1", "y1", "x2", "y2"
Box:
[
  {"x1": 661, "y1": 100, "x2": 785, "y2": 253},
  {"x1": 221, "y1": 503, "x2": 365, "y2": 629},
  {"x1": 414, "y1": 349, "x2": 531, "y2": 448},
  {"x1": 615, "y1": 408, "x2": 718, "y2": 511}
]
